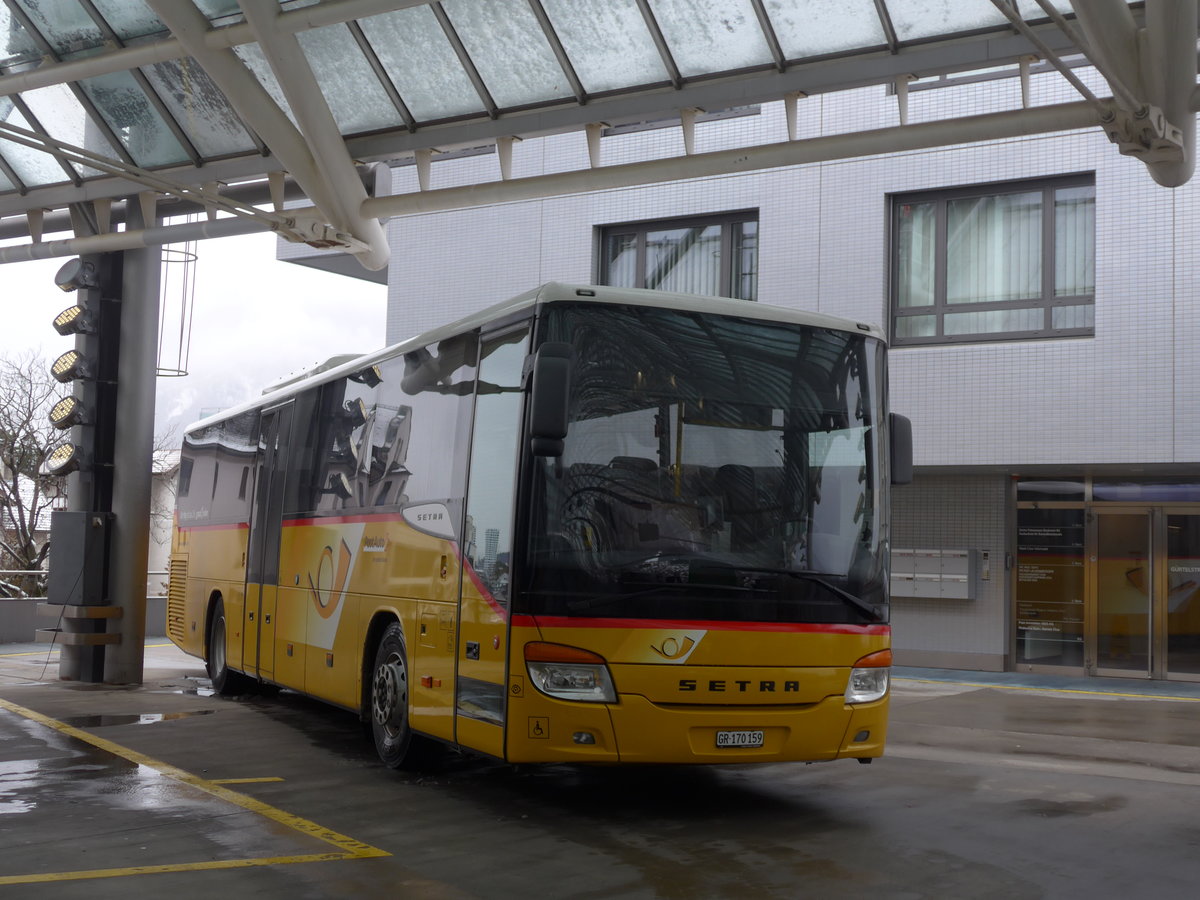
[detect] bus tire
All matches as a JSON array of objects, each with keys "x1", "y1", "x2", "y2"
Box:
[
  {"x1": 369, "y1": 622, "x2": 418, "y2": 768},
  {"x1": 206, "y1": 598, "x2": 249, "y2": 696}
]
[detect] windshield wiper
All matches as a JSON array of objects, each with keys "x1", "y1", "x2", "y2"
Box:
[{"x1": 712, "y1": 566, "x2": 883, "y2": 623}]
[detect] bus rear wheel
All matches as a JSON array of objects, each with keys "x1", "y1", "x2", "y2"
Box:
[
  {"x1": 206, "y1": 599, "x2": 250, "y2": 696},
  {"x1": 370, "y1": 623, "x2": 415, "y2": 768}
]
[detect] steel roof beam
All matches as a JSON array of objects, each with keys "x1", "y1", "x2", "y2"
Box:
[
  {"x1": 7, "y1": 80, "x2": 1200, "y2": 266},
  {"x1": 145, "y1": 0, "x2": 386, "y2": 268},
  {"x1": 527, "y1": 0, "x2": 588, "y2": 104},
  {"x1": 431, "y1": 2, "x2": 499, "y2": 120},
  {"x1": 348, "y1": 20, "x2": 418, "y2": 132},
  {"x1": 0, "y1": 213, "x2": 266, "y2": 264},
  {"x1": 634, "y1": 0, "x2": 683, "y2": 90},
  {"x1": 749, "y1": 0, "x2": 787, "y2": 73},
  {"x1": 363, "y1": 99, "x2": 1104, "y2": 220},
  {"x1": 235, "y1": 0, "x2": 388, "y2": 268},
  {"x1": 873, "y1": 0, "x2": 900, "y2": 54},
  {"x1": 1070, "y1": 0, "x2": 1195, "y2": 187}
]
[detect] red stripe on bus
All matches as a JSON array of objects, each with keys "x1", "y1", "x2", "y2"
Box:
[
  {"x1": 282, "y1": 513, "x2": 404, "y2": 527},
  {"x1": 177, "y1": 522, "x2": 249, "y2": 533},
  {"x1": 511, "y1": 615, "x2": 889, "y2": 635}
]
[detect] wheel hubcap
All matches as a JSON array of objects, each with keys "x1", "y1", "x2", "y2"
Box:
[{"x1": 372, "y1": 652, "x2": 407, "y2": 734}]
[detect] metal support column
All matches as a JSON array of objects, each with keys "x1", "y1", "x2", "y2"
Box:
[{"x1": 102, "y1": 199, "x2": 161, "y2": 684}]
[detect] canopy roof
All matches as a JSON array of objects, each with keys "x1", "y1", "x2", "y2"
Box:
[{"x1": 0, "y1": 0, "x2": 1194, "y2": 270}]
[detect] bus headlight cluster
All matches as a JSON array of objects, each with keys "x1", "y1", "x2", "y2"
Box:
[
  {"x1": 844, "y1": 649, "x2": 892, "y2": 704},
  {"x1": 525, "y1": 642, "x2": 616, "y2": 703}
]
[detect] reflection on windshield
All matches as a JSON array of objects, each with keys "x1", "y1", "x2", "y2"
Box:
[{"x1": 521, "y1": 303, "x2": 889, "y2": 625}]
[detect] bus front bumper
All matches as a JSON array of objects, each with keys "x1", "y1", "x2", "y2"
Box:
[{"x1": 504, "y1": 691, "x2": 888, "y2": 765}]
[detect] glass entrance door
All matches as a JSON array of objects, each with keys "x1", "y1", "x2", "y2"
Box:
[
  {"x1": 1092, "y1": 511, "x2": 1153, "y2": 675},
  {"x1": 1165, "y1": 513, "x2": 1200, "y2": 679}
]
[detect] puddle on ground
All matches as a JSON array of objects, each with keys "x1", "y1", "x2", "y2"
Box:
[{"x1": 57, "y1": 710, "x2": 216, "y2": 728}]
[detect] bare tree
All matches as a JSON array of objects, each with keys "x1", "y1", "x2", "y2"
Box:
[{"x1": 0, "y1": 351, "x2": 65, "y2": 598}]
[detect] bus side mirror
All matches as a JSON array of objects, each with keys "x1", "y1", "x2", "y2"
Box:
[
  {"x1": 890, "y1": 413, "x2": 913, "y2": 485},
  {"x1": 529, "y1": 342, "x2": 573, "y2": 457}
]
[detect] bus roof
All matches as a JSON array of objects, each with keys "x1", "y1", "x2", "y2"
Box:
[{"x1": 185, "y1": 283, "x2": 886, "y2": 435}]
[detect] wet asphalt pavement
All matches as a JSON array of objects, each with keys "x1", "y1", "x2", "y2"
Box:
[{"x1": 1, "y1": 642, "x2": 1198, "y2": 899}]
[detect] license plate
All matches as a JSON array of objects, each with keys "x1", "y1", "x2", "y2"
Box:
[{"x1": 715, "y1": 729, "x2": 764, "y2": 748}]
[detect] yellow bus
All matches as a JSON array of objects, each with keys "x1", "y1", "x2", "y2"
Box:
[{"x1": 168, "y1": 283, "x2": 911, "y2": 768}]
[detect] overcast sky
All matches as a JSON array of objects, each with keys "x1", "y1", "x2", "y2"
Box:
[{"x1": 2, "y1": 231, "x2": 387, "y2": 443}]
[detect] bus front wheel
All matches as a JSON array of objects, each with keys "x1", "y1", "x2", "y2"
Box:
[{"x1": 370, "y1": 623, "x2": 415, "y2": 768}]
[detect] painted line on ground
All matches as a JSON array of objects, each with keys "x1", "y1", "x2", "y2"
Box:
[
  {"x1": 0, "y1": 696, "x2": 389, "y2": 885},
  {"x1": 0, "y1": 642, "x2": 172, "y2": 659},
  {"x1": 895, "y1": 676, "x2": 1200, "y2": 702}
]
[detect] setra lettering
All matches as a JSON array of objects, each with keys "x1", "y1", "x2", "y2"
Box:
[{"x1": 677, "y1": 679, "x2": 802, "y2": 693}]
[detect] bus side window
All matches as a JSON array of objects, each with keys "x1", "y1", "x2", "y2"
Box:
[
  {"x1": 384, "y1": 336, "x2": 475, "y2": 512},
  {"x1": 310, "y1": 376, "x2": 379, "y2": 511},
  {"x1": 283, "y1": 388, "x2": 324, "y2": 516}
]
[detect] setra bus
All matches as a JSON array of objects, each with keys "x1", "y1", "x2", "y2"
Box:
[{"x1": 168, "y1": 283, "x2": 912, "y2": 768}]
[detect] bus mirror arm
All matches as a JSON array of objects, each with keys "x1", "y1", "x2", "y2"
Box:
[
  {"x1": 529, "y1": 342, "x2": 574, "y2": 457},
  {"x1": 890, "y1": 413, "x2": 913, "y2": 485}
]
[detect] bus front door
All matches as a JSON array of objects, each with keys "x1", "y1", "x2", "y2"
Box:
[
  {"x1": 457, "y1": 326, "x2": 529, "y2": 757},
  {"x1": 245, "y1": 402, "x2": 293, "y2": 682}
]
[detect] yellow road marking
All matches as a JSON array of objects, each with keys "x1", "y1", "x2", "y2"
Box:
[
  {"x1": 210, "y1": 776, "x2": 286, "y2": 784},
  {"x1": 0, "y1": 642, "x2": 171, "y2": 658},
  {"x1": 0, "y1": 697, "x2": 389, "y2": 885},
  {"x1": 895, "y1": 677, "x2": 1200, "y2": 702}
]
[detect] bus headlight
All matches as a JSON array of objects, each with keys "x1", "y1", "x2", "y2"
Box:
[
  {"x1": 525, "y1": 642, "x2": 616, "y2": 703},
  {"x1": 845, "y1": 649, "x2": 892, "y2": 704}
]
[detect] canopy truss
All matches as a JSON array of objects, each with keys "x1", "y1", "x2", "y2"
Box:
[{"x1": 0, "y1": 0, "x2": 1196, "y2": 272}]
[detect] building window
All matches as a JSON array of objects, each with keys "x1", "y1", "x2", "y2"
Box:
[
  {"x1": 600, "y1": 212, "x2": 758, "y2": 301},
  {"x1": 891, "y1": 176, "x2": 1094, "y2": 345}
]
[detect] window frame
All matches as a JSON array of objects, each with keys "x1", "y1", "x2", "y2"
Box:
[
  {"x1": 889, "y1": 174, "x2": 1095, "y2": 346},
  {"x1": 597, "y1": 210, "x2": 759, "y2": 301}
]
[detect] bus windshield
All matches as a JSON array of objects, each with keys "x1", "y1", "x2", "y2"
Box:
[{"x1": 520, "y1": 302, "x2": 889, "y2": 625}]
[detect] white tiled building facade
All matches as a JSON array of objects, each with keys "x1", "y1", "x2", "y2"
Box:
[{"x1": 336, "y1": 62, "x2": 1199, "y2": 680}]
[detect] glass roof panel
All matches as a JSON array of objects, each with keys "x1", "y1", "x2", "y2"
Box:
[
  {"x1": 194, "y1": 1, "x2": 243, "y2": 23},
  {"x1": 21, "y1": 81, "x2": 120, "y2": 177},
  {"x1": 883, "y1": 0, "x2": 1007, "y2": 42},
  {"x1": 358, "y1": 5, "x2": 485, "y2": 122},
  {"x1": 0, "y1": 101, "x2": 70, "y2": 187},
  {"x1": 13, "y1": 0, "x2": 106, "y2": 57},
  {"x1": 766, "y1": 0, "x2": 887, "y2": 58},
  {"x1": 0, "y1": 7, "x2": 42, "y2": 69},
  {"x1": 442, "y1": 0, "x2": 571, "y2": 108},
  {"x1": 77, "y1": 70, "x2": 189, "y2": 167},
  {"x1": 233, "y1": 42, "x2": 301, "y2": 130},
  {"x1": 541, "y1": 0, "x2": 667, "y2": 93},
  {"x1": 142, "y1": 57, "x2": 257, "y2": 158},
  {"x1": 0, "y1": 165, "x2": 13, "y2": 192},
  {"x1": 651, "y1": 0, "x2": 774, "y2": 76},
  {"x1": 295, "y1": 24, "x2": 404, "y2": 134},
  {"x1": 89, "y1": 0, "x2": 168, "y2": 43}
]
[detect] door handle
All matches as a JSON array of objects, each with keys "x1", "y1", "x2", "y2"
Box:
[
  {"x1": 264, "y1": 614, "x2": 271, "y2": 624},
  {"x1": 248, "y1": 611, "x2": 255, "y2": 621}
]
